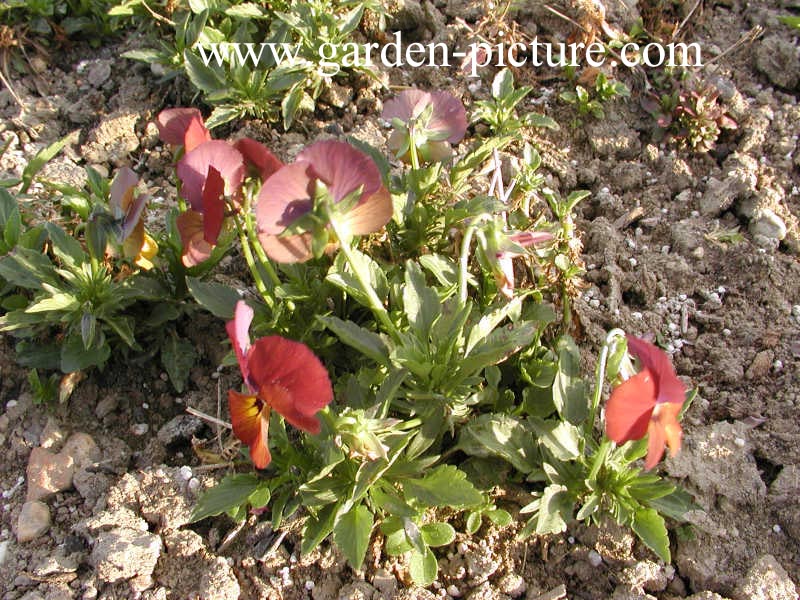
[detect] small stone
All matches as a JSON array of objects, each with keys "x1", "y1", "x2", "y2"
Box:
[
  {"x1": 749, "y1": 209, "x2": 787, "y2": 241},
  {"x1": 447, "y1": 584, "x2": 461, "y2": 597},
  {"x1": 26, "y1": 447, "x2": 75, "y2": 502},
  {"x1": 157, "y1": 415, "x2": 203, "y2": 446},
  {"x1": 588, "y1": 550, "x2": 603, "y2": 567},
  {"x1": 95, "y1": 395, "x2": 118, "y2": 419},
  {"x1": 178, "y1": 466, "x2": 193, "y2": 481},
  {"x1": 754, "y1": 35, "x2": 800, "y2": 90},
  {"x1": 132, "y1": 423, "x2": 149, "y2": 436},
  {"x1": 731, "y1": 554, "x2": 797, "y2": 600},
  {"x1": 90, "y1": 527, "x2": 162, "y2": 584},
  {"x1": 87, "y1": 61, "x2": 112, "y2": 87},
  {"x1": 62, "y1": 433, "x2": 101, "y2": 469},
  {"x1": 497, "y1": 573, "x2": 526, "y2": 597},
  {"x1": 746, "y1": 350, "x2": 775, "y2": 380},
  {"x1": 39, "y1": 417, "x2": 66, "y2": 450},
  {"x1": 620, "y1": 560, "x2": 670, "y2": 592},
  {"x1": 17, "y1": 500, "x2": 51, "y2": 542},
  {"x1": 372, "y1": 568, "x2": 397, "y2": 597}
]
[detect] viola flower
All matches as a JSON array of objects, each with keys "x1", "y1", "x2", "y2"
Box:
[
  {"x1": 256, "y1": 140, "x2": 392, "y2": 263},
  {"x1": 605, "y1": 335, "x2": 687, "y2": 470},
  {"x1": 478, "y1": 223, "x2": 553, "y2": 299},
  {"x1": 155, "y1": 108, "x2": 211, "y2": 150},
  {"x1": 226, "y1": 301, "x2": 333, "y2": 468},
  {"x1": 108, "y1": 167, "x2": 158, "y2": 270},
  {"x1": 175, "y1": 166, "x2": 225, "y2": 267},
  {"x1": 382, "y1": 89, "x2": 467, "y2": 163}
]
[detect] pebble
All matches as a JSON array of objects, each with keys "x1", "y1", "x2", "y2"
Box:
[
  {"x1": 17, "y1": 500, "x2": 51, "y2": 542},
  {"x1": 94, "y1": 395, "x2": 119, "y2": 419},
  {"x1": 773, "y1": 524, "x2": 782, "y2": 534},
  {"x1": 91, "y1": 528, "x2": 162, "y2": 584},
  {"x1": 131, "y1": 423, "x2": 149, "y2": 436},
  {"x1": 178, "y1": 466, "x2": 193, "y2": 481},
  {"x1": 0, "y1": 539, "x2": 8, "y2": 565},
  {"x1": 26, "y1": 447, "x2": 75, "y2": 502},
  {"x1": 588, "y1": 550, "x2": 603, "y2": 567},
  {"x1": 447, "y1": 584, "x2": 461, "y2": 597},
  {"x1": 62, "y1": 432, "x2": 101, "y2": 469},
  {"x1": 749, "y1": 208, "x2": 787, "y2": 241},
  {"x1": 157, "y1": 415, "x2": 204, "y2": 446},
  {"x1": 188, "y1": 478, "x2": 201, "y2": 493}
]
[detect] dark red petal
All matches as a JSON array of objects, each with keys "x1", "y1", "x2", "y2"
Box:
[
  {"x1": 176, "y1": 210, "x2": 213, "y2": 267},
  {"x1": 234, "y1": 138, "x2": 283, "y2": 181},
  {"x1": 226, "y1": 300, "x2": 253, "y2": 387},
  {"x1": 428, "y1": 91, "x2": 468, "y2": 143},
  {"x1": 184, "y1": 116, "x2": 212, "y2": 153},
  {"x1": 246, "y1": 336, "x2": 333, "y2": 418},
  {"x1": 228, "y1": 390, "x2": 271, "y2": 468},
  {"x1": 260, "y1": 383, "x2": 322, "y2": 434},
  {"x1": 605, "y1": 369, "x2": 657, "y2": 444},
  {"x1": 202, "y1": 166, "x2": 225, "y2": 245},
  {"x1": 257, "y1": 232, "x2": 314, "y2": 264},
  {"x1": 176, "y1": 140, "x2": 244, "y2": 211},
  {"x1": 255, "y1": 162, "x2": 315, "y2": 235},
  {"x1": 296, "y1": 140, "x2": 383, "y2": 204},
  {"x1": 156, "y1": 108, "x2": 206, "y2": 146},
  {"x1": 626, "y1": 335, "x2": 686, "y2": 405},
  {"x1": 382, "y1": 89, "x2": 430, "y2": 122}
]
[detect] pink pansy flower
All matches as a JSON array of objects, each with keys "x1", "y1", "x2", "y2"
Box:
[
  {"x1": 479, "y1": 227, "x2": 553, "y2": 298},
  {"x1": 605, "y1": 335, "x2": 686, "y2": 470},
  {"x1": 155, "y1": 108, "x2": 211, "y2": 149},
  {"x1": 382, "y1": 89, "x2": 467, "y2": 162},
  {"x1": 256, "y1": 140, "x2": 392, "y2": 263},
  {"x1": 226, "y1": 301, "x2": 333, "y2": 469}
]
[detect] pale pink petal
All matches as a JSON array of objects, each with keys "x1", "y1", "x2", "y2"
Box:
[
  {"x1": 297, "y1": 140, "x2": 383, "y2": 204},
  {"x1": 255, "y1": 162, "x2": 315, "y2": 235},
  {"x1": 257, "y1": 232, "x2": 314, "y2": 264},
  {"x1": 176, "y1": 141, "x2": 245, "y2": 211},
  {"x1": 156, "y1": 108, "x2": 207, "y2": 146}
]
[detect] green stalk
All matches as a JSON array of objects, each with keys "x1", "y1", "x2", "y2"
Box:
[
  {"x1": 586, "y1": 328, "x2": 626, "y2": 439},
  {"x1": 234, "y1": 213, "x2": 270, "y2": 302},
  {"x1": 327, "y1": 213, "x2": 398, "y2": 340},
  {"x1": 243, "y1": 211, "x2": 281, "y2": 288},
  {"x1": 458, "y1": 213, "x2": 493, "y2": 305}
]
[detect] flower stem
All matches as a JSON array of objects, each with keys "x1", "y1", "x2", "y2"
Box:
[
  {"x1": 243, "y1": 211, "x2": 281, "y2": 288},
  {"x1": 586, "y1": 328, "x2": 626, "y2": 439},
  {"x1": 458, "y1": 213, "x2": 493, "y2": 305},
  {"x1": 327, "y1": 214, "x2": 398, "y2": 340},
  {"x1": 234, "y1": 213, "x2": 270, "y2": 302}
]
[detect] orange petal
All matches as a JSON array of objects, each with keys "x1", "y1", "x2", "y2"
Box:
[
  {"x1": 645, "y1": 419, "x2": 667, "y2": 470},
  {"x1": 654, "y1": 401, "x2": 683, "y2": 459},
  {"x1": 228, "y1": 390, "x2": 271, "y2": 468},
  {"x1": 605, "y1": 368, "x2": 657, "y2": 445},
  {"x1": 341, "y1": 186, "x2": 393, "y2": 236},
  {"x1": 176, "y1": 210, "x2": 214, "y2": 267}
]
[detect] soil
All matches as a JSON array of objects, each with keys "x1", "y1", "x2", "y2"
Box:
[{"x1": 1, "y1": 1, "x2": 799, "y2": 599}]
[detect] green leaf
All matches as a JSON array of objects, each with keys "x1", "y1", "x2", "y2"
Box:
[
  {"x1": 420, "y1": 522, "x2": 455, "y2": 547},
  {"x1": 457, "y1": 413, "x2": 539, "y2": 474},
  {"x1": 466, "y1": 511, "x2": 482, "y2": 534},
  {"x1": 248, "y1": 484, "x2": 271, "y2": 509},
  {"x1": 301, "y1": 502, "x2": 339, "y2": 555},
  {"x1": 121, "y1": 48, "x2": 166, "y2": 62},
  {"x1": 186, "y1": 277, "x2": 241, "y2": 319},
  {"x1": 409, "y1": 547, "x2": 438, "y2": 586},
  {"x1": 528, "y1": 417, "x2": 581, "y2": 461},
  {"x1": 536, "y1": 484, "x2": 572, "y2": 535},
  {"x1": 552, "y1": 335, "x2": 589, "y2": 425},
  {"x1": 60, "y1": 332, "x2": 110, "y2": 373},
  {"x1": 485, "y1": 509, "x2": 512, "y2": 526},
  {"x1": 334, "y1": 504, "x2": 373, "y2": 569},
  {"x1": 403, "y1": 260, "x2": 439, "y2": 338},
  {"x1": 25, "y1": 292, "x2": 78, "y2": 314},
  {"x1": 317, "y1": 315, "x2": 389, "y2": 365},
  {"x1": 0, "y1": 247, "x2": 55, "y2": 289},
  {"x1": 458, "y1": 321, "x2": 537, "y2": 377},
  {"x1": 189, "y1": 473, "x2": 261, "y2": 522},
  {"x1": 282, "y1": 82, "x2": 305, "y2": 131},
  {"x1": 403, "y1": 465, "x2": 483, "y2": 509},
  {"x1": 21, "y1": 136, "x2": 70, "y2": 193},
  {"x1": 419, "y1": 254, "x2": 458, "y2": 288},
  {"x1": 632, "y1": 507, "x2": 671, "y2": 563},
  {"x1": 205, "y1": 105, "x2": 243, "y2": 130},
  {"x1": 647, "y1": 487, "x2": 698, "y2": 521},
  {"x1": 224, "y1": 2, "x2": 264, "y2": 18},
  {"x1": 466, "y1": 297, "x2": 523, "y2": 356},
  {"x1": 45, "y1": 223, "x2": 84, "y2": 267},
  {"x1": 161, "y1": 335, "x2": 198, "y2": 393},
  {"x1": 492, "y1": 68, "x2": 515, "y2": 99},
  {"x1": 183, "y1": 49, "x2": 225, "y2": 93}
]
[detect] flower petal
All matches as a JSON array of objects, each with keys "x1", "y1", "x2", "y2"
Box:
[
  {"x1": 226, "y1": 300, "x2": 253, "y2": 387},
  {"x1": 428, "y1": 91, "x2": 468, "y2": 143},
  {"x1": 509, "y1": 231, "x2": 554, "y2": 248},
  {"x1": 202, "y1": 166, "x2": 225, "y2": 245},
  {"x1": 605, "y1": 368, "x2": 657, "y2": 445},
  {"x1": 184, "y1": 115, "x2": 212, "y2": 153},
  {"x1": 121, "y1": 192, "x2": 149, "y2": 242},
  {"x1": 234, "y1": 138, "x2": 283, "y2": 181},
  {"x1": 296, "y1": 140, "x2": 384, "y2": 205},
  {"x1": 176, "y1": 141, "x2": 245, "y2": 211},
  {"x1": 156, "y1": 108, "x2": 207, "y2": 146},
  {"x1": 382, "y1": 89, "x2": 430, "y2": 122},
  {"x1": 257, "y1": 232, "x2": 314, "y2": 264},
  {"x1": 648, "y1": 400, "x2": 683, "y2": 469},
  {"x1": 109, "y1": 167, "x2": 139, "y2": 220},
  {"x1": 176, "y1": 210, "x2": 213, "y2": 267},
  {"x1": 339, "y1": 186, "x2": 393, "y2": 236},
  {"x1": 260, "y1": 383, "x2": 322, "y2": 434},
  {"x1": 626, "y1": 335, "x2": 686, "y2": 405},
  {"x1": 228, "y1": 390, "x2": 271, "y2": 469},
  {"x1": 255, "y1": 162, "x2": 315, "y2": 235},
  {"x1": 246, "y1": 336, "x2": 333, "y2": 424},
  {"x1": 645, "y1": 418, "x2": 667, "y2": 471}
]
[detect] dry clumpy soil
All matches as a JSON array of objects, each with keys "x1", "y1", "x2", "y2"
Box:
[{"x1": 1, "y1": 0, "x2": 799, "y2": 599}]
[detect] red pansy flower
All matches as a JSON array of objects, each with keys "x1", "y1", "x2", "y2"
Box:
[
  {"x1": 256, "y1": 140, "x2": 392, "y2": 263},
  {"x1": 605, "y1": 335, "x2": 686, "y2": 470},
  {"x1": 226, "y1": 301, "x2": 333, "y2": 468}
]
